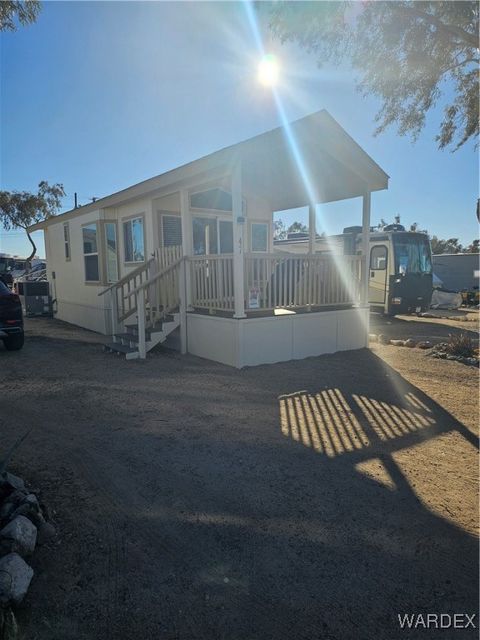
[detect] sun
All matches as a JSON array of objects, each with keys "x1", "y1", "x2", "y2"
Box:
[{"x1": 258, "y1": 54, "x2": 279, "y2": 87}]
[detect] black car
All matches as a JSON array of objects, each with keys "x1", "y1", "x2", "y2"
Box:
[{"x1": 0, "y1": 279, "x2": 24, "y2": 350}]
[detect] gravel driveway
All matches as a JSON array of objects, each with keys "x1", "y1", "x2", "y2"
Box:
[{"x1": 0, "y1": 317, "x2": 478, "y2": 640}]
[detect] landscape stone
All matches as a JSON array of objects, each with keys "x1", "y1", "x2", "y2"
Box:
[
  {"x1": 0, "y1": 553, "x2": 34, "y2": 605},
  {"x1": 37, "y1": 521, "x2": 56, "y2": 545},
  {"x1": 416, "y1": 341, "x2": 432, "y2": 349},
  {"x1": 0, "y1": 516, "x2": 37, "y2": 557},
  {"x1": 404, "y1": 338, "x2": 417, "y2": 348}
]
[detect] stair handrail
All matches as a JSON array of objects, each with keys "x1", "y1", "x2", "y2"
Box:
[
  {"x1": 124, "y1": 256, "x2": 184, "y2": 299},
  {"x1": 97, "y1": 257, "x2": 155, "y2": 297}
]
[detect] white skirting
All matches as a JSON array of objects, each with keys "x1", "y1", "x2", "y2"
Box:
[{"x1": 186, "y1": 307, "x2": 369, "y2": 368}]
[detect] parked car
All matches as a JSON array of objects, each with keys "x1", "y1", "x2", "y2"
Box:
[{"x1": 0, "y1": 280, "x2": 24, "y2": 350}]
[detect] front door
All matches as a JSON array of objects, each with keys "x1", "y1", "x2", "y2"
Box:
[{"x1": 369, "y1": 244, "x2": 388, "y2": 305}]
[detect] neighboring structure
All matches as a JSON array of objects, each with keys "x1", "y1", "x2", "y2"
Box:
[
  {"x1": 432, "y1": 253, "x2": 480, "y2": 292},
  {"x1": 29, "y1": 110, "x2": 389, "y2": 367}
]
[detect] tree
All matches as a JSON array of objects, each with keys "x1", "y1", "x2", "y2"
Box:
[
  {"x1": 464, "y1": 238, "x2": 479, "y2": 253},
  {"x1": 430, "y1": 236, "x2": 463, "y2": 254},
  {"x1": 274, "y1": 219, "x2": 287, "y2": 240},
  {"x1": 267, "y1": 1, "x2": 479, "y2": 150},
  {"x1": 0, "y1": 0, "x2": 41, "y2": 31},
  {"x1": 287, "y1": 221, "x2": 308, "y2": 235},
  {"x1": 0, "y1": 181, "x2": 65, "y2": 265}
]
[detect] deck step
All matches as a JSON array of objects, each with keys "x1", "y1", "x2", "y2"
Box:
[
  {"x1": 114, "y1": 332, "x2": 152, "y2": 343},
  {"x1": 104, "y1": 342, "x2": 137, "y2": 355}
]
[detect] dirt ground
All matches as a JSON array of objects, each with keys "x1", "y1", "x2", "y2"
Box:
[{"x1": 0, "y1": 314, "x2": 478, "y2": 640}]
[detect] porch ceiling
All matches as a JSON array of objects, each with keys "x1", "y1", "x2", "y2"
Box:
[{"x1": 239, "y1": 110, "x2": 388, "y2": 211}]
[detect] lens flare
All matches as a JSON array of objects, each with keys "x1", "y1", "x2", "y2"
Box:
[{"x1": 258, "y1": 54, "x2": 279, "y2": 86}]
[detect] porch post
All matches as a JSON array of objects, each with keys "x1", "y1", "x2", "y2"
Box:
[
  {"x1": 180, "y1": 188, "x2": 193, "y2": 310},
  {"x1": 361, "y1": 191, "x2": 371, "y2": 305},
  {"x1": 232, "y1": 161, "x2": 246, "y2": 319},
  {"x1": 308, "y1": 204, "x2": 316, "y2": 255}
]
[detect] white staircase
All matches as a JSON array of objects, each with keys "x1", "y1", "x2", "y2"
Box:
[
  {"x1": 104, "y1": 312, "x2": 180, "y2": 359},
  {"x1": 99, "y1": 246, "x2": 184, "y2": 360}
]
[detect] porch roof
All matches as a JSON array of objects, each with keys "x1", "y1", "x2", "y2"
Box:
[{"x1": 30, "y1": 109, "x2": 388, "y2": 231}]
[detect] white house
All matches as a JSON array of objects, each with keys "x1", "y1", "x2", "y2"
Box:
[{"x1": 30, "y1": 110, "x2": 388, "y2": 367}]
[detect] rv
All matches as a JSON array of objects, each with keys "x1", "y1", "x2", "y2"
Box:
[{"x1": 274, "y1": 224, "x2": 433, "y2": 315}]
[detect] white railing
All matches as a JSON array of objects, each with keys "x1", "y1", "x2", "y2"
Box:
[
  {"x1": 189, "y1": 254, "x2": 235, "y2": 311},
  {"x1": 244, "y1": 253, "x2": 362, "y2": 311},
  {"x1": 188, "y1": 253, "x2": 362, "y2": 313},
  {"x1": 99, "y1": 245, "x2": 182, "y2": 332},
  {"x1": 125, "y1": 257, "x2": 183, "y2": 356}
]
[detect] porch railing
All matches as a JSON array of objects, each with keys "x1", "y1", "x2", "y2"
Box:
[
  {"x1": 188, "y1": 253, "x2": 362, "y2": 313},
  {"x1": 244, "y1": 253, "x2": 362, "y2": 311},
  {"x1": 189, "y1": 254, "x2": 235, "y2": 311}
]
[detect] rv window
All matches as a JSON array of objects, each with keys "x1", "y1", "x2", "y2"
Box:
[{"x1": 370, "y1": 245, "x2": 387, "y2": 270}]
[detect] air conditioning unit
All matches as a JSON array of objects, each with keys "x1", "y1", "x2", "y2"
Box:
[{"x1": 16, "y1": 281, "x2": 52, "y2": 317}]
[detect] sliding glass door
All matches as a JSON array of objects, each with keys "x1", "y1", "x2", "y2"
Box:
[{"x1": 192, "y1": 217, "x2": 233, "y2": 255}]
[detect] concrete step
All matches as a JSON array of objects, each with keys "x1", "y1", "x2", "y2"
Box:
[{"x1": 114, "y1": 332, "x2": 152, "y2": 343}]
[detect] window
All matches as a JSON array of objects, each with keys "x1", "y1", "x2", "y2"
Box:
[
  {"x1": 162, "y1": 215, "x2": 182, "y2": 247},
  {"x1": 105, "y1": 222, "x2": 118, "y2": 283},
  {"x1": 190, "y1": 188, "x2": 232, "y2": 211},
  {"x1": 251, "y1": 222, "x2": 268, "y2": 252},
  {"x1": 393, "y1": 236, "x2": 432, "y2": 275},
  {"x1": 219, "y1": 220, "x2": 233, "y2": 253},
  {"x1": 123, "y1": 217, "x2": 145, "y2": 263},
  {"x1": 192, "y1": 217, "x2": 218, "y2": 255},
  {"x1": 370, "y1": 245, "x2": 387, "y2": 270},
  {"x1": 63, "y1": 223, "x2": 71, "y2": 260},
  {"x1": 83, "y1": 223, "x2": 99, "y2": 281}
]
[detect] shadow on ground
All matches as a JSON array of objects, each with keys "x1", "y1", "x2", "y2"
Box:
[{"x1": 0, "y1": 332, "x2": 478, "y2": 640}]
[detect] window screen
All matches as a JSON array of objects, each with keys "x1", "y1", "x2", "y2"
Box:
[{"x1": 219, "y1": 220, "x2": 233, "y2": 253}]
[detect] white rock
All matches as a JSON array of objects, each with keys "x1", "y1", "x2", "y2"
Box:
[
  {"x1": 0, "y1": 553, "x2": 34, "y2": 605},
  {"x1": 0, "y1": 515, "x2": 37, "y2": 556}
]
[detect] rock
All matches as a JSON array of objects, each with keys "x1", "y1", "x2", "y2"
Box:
[
  {"x1": 378, "y1": 334, "x2": 390, "y2": 345},
  {"x1": 8, "y1": 503, "x2": 44, "y2": 528},
  {"x1": 390, "y1": 339, "x2": 405, "y2": 347},
  {"x1": 0, "y1": 516, "x2": 37, "y2": 557},
  {"x1": 368, "y1": 333, "x2": 378, "y2": 343},
  {"x1": 0, "y1": 553, "x2": 33, "y2": 605},
  {"x1": 416, "y1": 341, "x2": 432, "y2": 349},
  {"x1": 37, "y1": 521, "x2": 56, "y2": 545},
  {"x1": 0, "y1": 608, "x2": 18, "y2": 640},
  {"x1": 404, "y1": 338, "x2": 417, "y2": 348},
  {"x1": 0, "y1": 473, "x2": 25, "y2": 493},
  {"x1": 464, "y1": 357, "x2": 479, "y2": 366}
]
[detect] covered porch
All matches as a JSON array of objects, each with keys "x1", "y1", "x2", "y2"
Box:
[{"x1": 103, "y1": 110, "x2": 388, "y2": 366}]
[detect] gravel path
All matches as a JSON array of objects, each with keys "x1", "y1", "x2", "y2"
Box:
[{"x1": 0, "y1": 316, "x2": 478, "y2": 640}]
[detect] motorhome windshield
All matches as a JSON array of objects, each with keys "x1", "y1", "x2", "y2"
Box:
[{"x1": 393, "y1": 235, "x2": 432, "y2": 275}]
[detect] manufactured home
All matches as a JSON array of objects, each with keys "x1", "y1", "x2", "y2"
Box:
[{"x1": 30, "y1": 110, "x2": 389, "y2": 367}]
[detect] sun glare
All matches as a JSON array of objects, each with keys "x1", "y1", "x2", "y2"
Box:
[{"x1": 258, "y1": 54, "x2": 279, "y2": 86}]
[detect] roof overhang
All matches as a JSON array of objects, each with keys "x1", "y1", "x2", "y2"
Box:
[{"x1": 30, "y1": 109, "x2": 388, "y2": 231}]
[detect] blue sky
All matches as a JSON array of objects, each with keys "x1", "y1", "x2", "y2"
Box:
[{"x1": 1, "y1": 0, "x2": 478, "y2": 258}]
